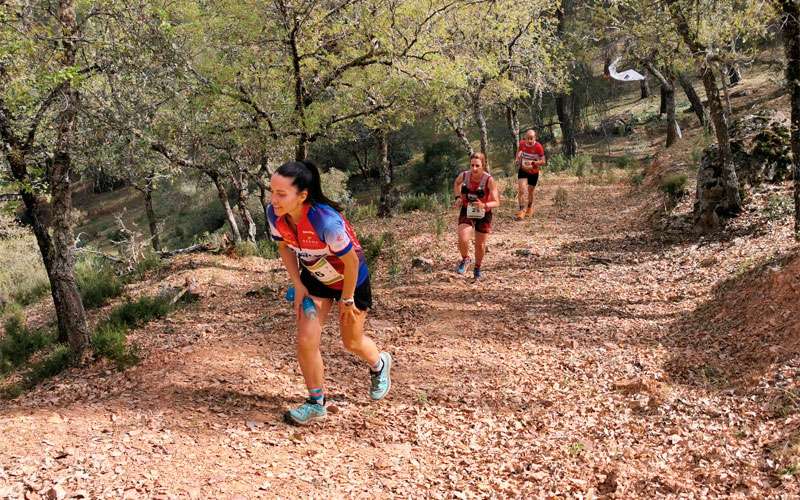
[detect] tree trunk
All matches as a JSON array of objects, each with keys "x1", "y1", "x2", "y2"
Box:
[
  {"x1": 295, "y1": 133, "x2": 309, "y2": 161},
  {"x1": 726, "y1": 65, "x2": 742, "y2": 86},
  {"x1": 253, "y1": 155, "x2": 271, "y2": 217},
  {"x1": 447, "y1": 117, "x2": 474, "y2": 155},
  {"x1": 666, "y1": 0, "x2": 742, "y2": 220},
  {"x1": 781, "y1": 0, "x2": 800, "y2": 239},
  {"x1": 377, "y1": 129, "x2": 396, "y2": 217},
  {"x1": 142, "y1": 183, "x2": 161, "y2": 252},
  {"x1": 209, "y1": 173, "x2": 242, "y2": 244},
  {"x1": 659, "y1": 85, "x2": 668, "y2": 115},
  {"x1": 555, "y1": 94, "x2": 577, "y2": 158},
  {"x1": 719, "y1": 66, "x2": 733, "y2": 114},
  {"x1": 45, "y1": 0, "x2": 90, "y2": 356},
  {"x1": 235, "y1": 183, "x2": 257, "y2": 243},
  {"x1": 677, "y1": 72, "x2": 706, "y2": 125},
  {"x1": 640, "y1": 78, "x2": 651, "y2": 99},
  {"x1": 664, "y1": 82, "x2": 680, "y2": 147},
  {"x1": 472, "y1": 87, "x2": 489, "y2": 160},
  {"x1": 506, "y1": 104, "x2": 520, "y2": 158}
]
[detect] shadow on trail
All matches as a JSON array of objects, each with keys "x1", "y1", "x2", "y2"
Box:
[{"x1": 661, "y1": 249, "x2": 800, "y2": 390}]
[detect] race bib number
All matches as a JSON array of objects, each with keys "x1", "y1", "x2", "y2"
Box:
[
  {"x1": 467, "y1": 202, "x2": 485, "y2": 219},
  {"x1": 304, "y1": 258, "x2": 344, "y2": 285}
]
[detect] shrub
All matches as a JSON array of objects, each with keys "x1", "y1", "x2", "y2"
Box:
[
  {"x1": 107, "y1": 295, "x2": 172, "y2": 329},
  {"x1": 129, "y1": 251, "x2": 163, "y2": 281},
  {"x1": 320, "y1": 168, "x2": 352, "y2": 206},
  {"x1": 92, "y1": 322, "x2": 139, "y2": 369},
  {"x1": 0, "y1": 221, "x2": 50, "y2": 309},
  {"x1": 0, "y1": 311, "x2": 54, "y2": 375},
  {"x1": 346, "y1": 202, "x2": 377, "y2": 223},
  {"x1": 409, "y1": 140, "x2": 466, "y2": 195},
  {"x1": 25, "y1": 344, "x2": 71, "y2": 384},
  {"x1": 628, "y1": 170, "x2": 646, "y2": 186},
  {"x1": 765, "y1": 194, "x2": 793, "y2": 221},
  {"x1": 660, "y1": 173, "x2": 689, "y2": 201},
  {"x1": 548, "y1": 153, "x2": 592, "y2": 175},
  {"x1": 360, "y1": 232, "x2": 394, "y2": 271},
  {"x1": 234, "y1": 239, "x2": 279, "y2": 259},
  {"x1": 432, "y1": 213, "x2": 446, "y2": 239},
  {"x1": 399, "y1": 193, "x2": 450, "y2": 213},
  {"x1": 76, "y1": 254, "x2": 124, "y2": 309},
  {"x1": 613, "y1": 155, "x2": 636, "y2": 169}
]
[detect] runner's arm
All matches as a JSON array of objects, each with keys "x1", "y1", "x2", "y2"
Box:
[
  {"x1": 278, "y1": 242, "x2": 303, "y2": 289},
  {"x1": 484, "y1": 178, "x2": 500, "y2": 209},
  {"x1": 338, "y1": 247, "x2": 360, "y2": 301},
  {"x1": 452, "y1": 172, "x2": 463, "y2": 207}
]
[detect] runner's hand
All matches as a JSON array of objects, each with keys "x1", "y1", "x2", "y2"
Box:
[{"x1": 294, "y1": 283, "x2": 310, "y2": 320}]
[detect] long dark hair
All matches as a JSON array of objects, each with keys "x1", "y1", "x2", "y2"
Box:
[{"x1": 275, "y1": 160, "x2": 342, "y2": 211}]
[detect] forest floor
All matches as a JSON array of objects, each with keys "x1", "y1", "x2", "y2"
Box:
[{"x1": 1, "y1": 167, "x2": 799, "y2": 498}]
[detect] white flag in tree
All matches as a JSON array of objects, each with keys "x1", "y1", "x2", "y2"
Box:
[{"x1": 608, "y1": 57, "x2": 646, "y2": 82}]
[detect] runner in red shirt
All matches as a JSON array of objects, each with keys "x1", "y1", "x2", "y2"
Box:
[
  {"x1": 514, "y1": 129, "x2": 546, "y2": 220},
  {"x1": 452, "y1": 152, "x2": 500, "y2": 280}
]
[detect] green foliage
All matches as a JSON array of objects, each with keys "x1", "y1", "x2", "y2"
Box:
[
  {"x1": 613, "y1": 155, "x2": 636, "y2": 169},
  {"x1": 107, "y1": 295, "x2": 172, "y2": 329},
  {"x1": 765, "y1": 194, "x2": 793, "y2": 221},
  {"x1": 360, "y1": 232, "x2": 393, "y2": 270},
  {"x1": 234, "y1": 240, "x2": 278, "y2": 259},
  {"x1": 0, "y1": 220, "x2": 50, "y2": 310},
  {"x1": 548, "y1": 154, "x2": 592, "y2": 176},
  {"x1": 92, "y1": 322, "x2": 140, "y2": 369},
  {"x1": 320, "y1": 168, "x2": 352, "y2": 207},
  {"x1": 400, "y1": 193, "x2": 441, "y2": 213},
  {"x1": 130, "y1": 251, "x2": 163, "y2": 281},
  {"x1": 659, "y1": 173, "x2": 689, "y2": 201},
  {"x1": 432, "y1": 213, "x2": 447, "y2": 239},
  {"x1": 0, "y1": 311, "x2": 55, "y2": 375},
  {"x1": 75, "y1": 254, "x2": 124, "y2": 309},
  {"x1": 409, "y1": 140, "x2": 466, "y2": 195},
  {"x1": 628, "y1": 170, "x2": 646, "y2": 186},
  {"x1": 346, "y1": 202, "x2": 378, "y2": 223},
  {"x1": 25, "y1": 344, "x2": 72, "y2": 384}
]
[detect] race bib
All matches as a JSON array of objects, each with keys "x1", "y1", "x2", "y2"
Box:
[
  {"x1": 467, "y1": 202, "x2": 485, "y2": 219},
  {"x1": 304, "y1": 258, "x2": 344, "y2": 285}
]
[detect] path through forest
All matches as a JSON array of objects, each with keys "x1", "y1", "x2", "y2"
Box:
[{"x1": 1, "y1": 175, "x2": 799, "y2": 498}]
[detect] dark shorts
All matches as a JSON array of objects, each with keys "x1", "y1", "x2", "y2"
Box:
[
  {"x1": 300, "y1": 269, "x2": 373, "y2": 310},
  {"x1": 458, "y1": 207, "x2": 493, "y2": 234},
  {"x1": 517, "y1": 169, "x2": 539, "y2": 187}
]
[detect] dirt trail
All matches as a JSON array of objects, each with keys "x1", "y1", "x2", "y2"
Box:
[{"x1": 1, "y1": 176, "x2": 798, "y2": 498}]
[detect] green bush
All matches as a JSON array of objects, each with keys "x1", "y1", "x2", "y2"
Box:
[
  {"x1": 92, "y1": 322, "x2": 139, "y2": 369},
  {"x1": 0, "y1": 311, "x2": 55, "y2": 375},
  {"x1": 765, "y1": 193, "x2": 793, "y2": 221},
  {"x1": 553, "y1": 187, "x2": 568, "y2": 209},
  {"x1": 76, "y1": 254, "x2": 124, "y2": 309},
  {"x1": 234, "y1": 239, "x2": 279, "y2": 259},
  {"x1": 360, "y1": 232, "x2": 394, "y2": 270},
  {"x1": 628, "y1": 170, "x2": 646, "y2": 186},
  {"x1": 320, "y1": 168, "x2": 352, "y2": 206},
  {"x1": 25, "y1": 344, "x2": 71, "y2": 384},
  {"x1": 0, "y1": 221, "x2": 50, "y2": 310},
  {"x1": 613, "y1": 155, "x2": 636, "y2": 169},
  {"x1": 399, "y1": 193, "x2": 450, "y2": 213},
  {"x1": 346, "y1": 202, "x2": 378, "y2": 223},
  {"x1": 409, "y1": 140, "x2": 466, "y2": 195},
  {"x1": 660, "y1": 173, "x2": 689, "y2": 201},
  {"x1": 548, "y1": 154, "x2": 592, "y2": 176},
  {"x1": 130, "y1": 251, "x2": 163, "y2": 281},
  {"x1": 107, "y1": 295, "x2": 172, "y2": 329}
]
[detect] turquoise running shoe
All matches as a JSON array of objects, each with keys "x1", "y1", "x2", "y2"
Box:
[
  {"x1": 284, "y1": 399, "x2": 326, "y2": 425},
  {"x1": 456, "y1": 257, "x2": 471, "y2": 274},
  {"x1": 473, "y1": 268, "x2": 482, "y2": 280},
  {"x1": 369, "y1": 352, "x2": 393, "y2": 400}
]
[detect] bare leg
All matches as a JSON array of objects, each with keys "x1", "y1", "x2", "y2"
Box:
[
  {"x1": 296, "y1": 297, "x2": 333, "y2": 391},
  {"x1": 527, "y1": 185, "x2": 537, "y2": 209},
  {"x1": 474, "y1": 231, "x2": 488, "y2": 268},
  {"x1": 457, "y1": 223, "x2": 473, "y2": 259},
  {"x1": 339, "y1": 304, "x2": 379, "y2": 365},
  {"x1": 517, "y1": 178, "x2": 528, "y2": 210}
]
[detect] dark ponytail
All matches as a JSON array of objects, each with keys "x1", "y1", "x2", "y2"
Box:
[{"x1": 275, "y1": 160, "x2": 343, "y2": 212}]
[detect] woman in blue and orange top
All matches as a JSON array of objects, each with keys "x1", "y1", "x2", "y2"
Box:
[
  {"x1": 452, "y1": 152, "x2": 500, "y2": 280},
  {"x1": 267, "y1": 160, "x2": 392, "y2": 425}
]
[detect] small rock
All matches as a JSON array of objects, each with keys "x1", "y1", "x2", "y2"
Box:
[
  {"x1": 44, "y1": 486, "x2": 66, "y2": 500},
  {"x1": 514, "y1": 248, "x2": 533, "y2": 257},
  {"x1": 410, "y1": 257, "x2": 433, "y2": 272}
]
